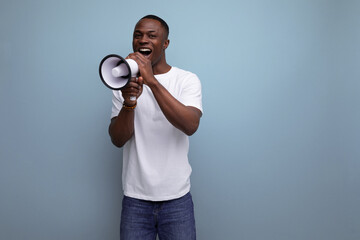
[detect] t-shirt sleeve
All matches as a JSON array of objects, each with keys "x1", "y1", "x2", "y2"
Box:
[
  {"x1": 180, "y1": 73, "x2": 203, "y2": 113},
  {"x1": 111, "y1": 90, "x2": 124, "y2": 119}
]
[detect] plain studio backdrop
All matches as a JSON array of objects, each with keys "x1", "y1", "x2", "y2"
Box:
[{"x1": 0, "y1": 0, "x2": 359, "y2": 239}]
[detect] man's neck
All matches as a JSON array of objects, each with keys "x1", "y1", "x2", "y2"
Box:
[{"x1": 153, "y1": 63, "x2": 171, "y2": 75}]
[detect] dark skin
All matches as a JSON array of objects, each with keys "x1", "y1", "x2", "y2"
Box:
[{"x1": 109, "y1": 18, "x2": 202, "y2": 148}]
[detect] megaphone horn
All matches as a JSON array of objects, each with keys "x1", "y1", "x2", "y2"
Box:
[{"x1": 99, "y1": 54, "x2": 139, "y2": 94}]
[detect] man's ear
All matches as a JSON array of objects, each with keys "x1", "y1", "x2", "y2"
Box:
[{"x1": 163, "y1": 39, "x2": 170, "y2": 50}]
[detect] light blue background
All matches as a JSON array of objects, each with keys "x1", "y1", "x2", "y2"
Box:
[{"x1": 1, "y1": 0, "x2": 359, "y2": 239}]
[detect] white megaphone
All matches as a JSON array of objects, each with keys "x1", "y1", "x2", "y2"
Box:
[{"x1": 99, "y1": 54, "x2": 139, "y2": 100}]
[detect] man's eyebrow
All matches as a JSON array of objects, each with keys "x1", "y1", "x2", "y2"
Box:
[{"x1": 134, "y1": 29, "x2": 157, "y2": 33}]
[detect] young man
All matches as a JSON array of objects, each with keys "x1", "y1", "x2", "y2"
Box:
[{"x1": 108, "y1": 15, "x2": 202, "y2": 240}]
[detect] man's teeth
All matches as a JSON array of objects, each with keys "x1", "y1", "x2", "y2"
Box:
[{"x1": 139, "y1": 48, "x2": 151, "y2": 52}]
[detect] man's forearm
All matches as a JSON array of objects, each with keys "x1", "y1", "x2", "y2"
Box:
[
  {"x1": 108, "y1": 108, "x2": 135, "y2": 147},
  {"x1": 148, "y1": 81, "x2": 202, "y2": 136}
]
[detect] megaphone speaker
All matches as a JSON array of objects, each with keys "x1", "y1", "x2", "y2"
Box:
[{"x1": 99, "y1": 54, "x2": 139, "y2": 91}]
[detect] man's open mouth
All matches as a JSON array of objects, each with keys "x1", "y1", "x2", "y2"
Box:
[{"x1": 138, "y1": 48, "x2": 152, "y2": 56}]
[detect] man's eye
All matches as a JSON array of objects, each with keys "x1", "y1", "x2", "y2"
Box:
[{"x1": 149, "y1": 35, "x2": 156, "y2": 38}]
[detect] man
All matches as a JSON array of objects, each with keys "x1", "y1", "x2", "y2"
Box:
[{"x1": 108, "y1": 15, "x2": 202, "y2": 240}]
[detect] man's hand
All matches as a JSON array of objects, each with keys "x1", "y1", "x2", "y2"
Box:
[
  {"x1": 121, "y1": 77, "x2": 143, "y2": 106},
  {"x1": 126, "y1": 52, "x2": 157, "y2": 87}
]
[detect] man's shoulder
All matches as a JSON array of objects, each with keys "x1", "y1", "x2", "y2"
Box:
[{"x1": 171, "y1": 67, "x2": 198, "y2": 80}]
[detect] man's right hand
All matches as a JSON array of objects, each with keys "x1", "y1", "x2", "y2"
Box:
[{"x1": 121, "y1": 77, "x2": 143, "y2": 106}]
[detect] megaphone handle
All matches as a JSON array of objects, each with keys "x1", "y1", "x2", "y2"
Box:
[{"x1": 129, "y1": 72, "x2": 138, "y2": 101}]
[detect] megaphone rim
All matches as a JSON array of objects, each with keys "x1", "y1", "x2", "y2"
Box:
[{"x1": 99, "y1": 54, "x2": 131, "y2": 90}]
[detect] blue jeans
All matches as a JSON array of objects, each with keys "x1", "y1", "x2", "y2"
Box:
[{"x1": 120, "y1": 192, "x2": 196, "y2": 240}]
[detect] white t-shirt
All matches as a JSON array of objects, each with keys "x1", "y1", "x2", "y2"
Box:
[{"x1": 111, "y1": 67, "x2": 203, "y2": 201}]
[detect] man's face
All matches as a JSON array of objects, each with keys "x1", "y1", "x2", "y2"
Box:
[{"x1": 132, "y1": 18, "x2": 169, "y2": 66}]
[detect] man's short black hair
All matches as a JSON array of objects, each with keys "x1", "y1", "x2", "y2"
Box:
[{"x1": 140, "y1": 15, "x2": 169, "y2": 39}]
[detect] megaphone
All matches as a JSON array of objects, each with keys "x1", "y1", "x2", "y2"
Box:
[{"x1": 99, "y1": 54, "x2": 139, "y2": 100}]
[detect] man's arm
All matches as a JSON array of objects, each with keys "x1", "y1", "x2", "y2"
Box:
[
  {"x1": 108, "y1": 78, "x2": 143, "y2": 147},
  {"x1": 128, "y1": 52, "x2": 202, "y2": 136},
  {"x1": 148, "y1": 79, "x2": 202, "y2": 136},
  {"x1": 108, "y1": 108, "x2": 135, "y2": 148}
]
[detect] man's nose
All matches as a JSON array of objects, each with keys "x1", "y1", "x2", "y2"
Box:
[{"x1": 139, "y1": 35, "x2": 149, "y2": 43}]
